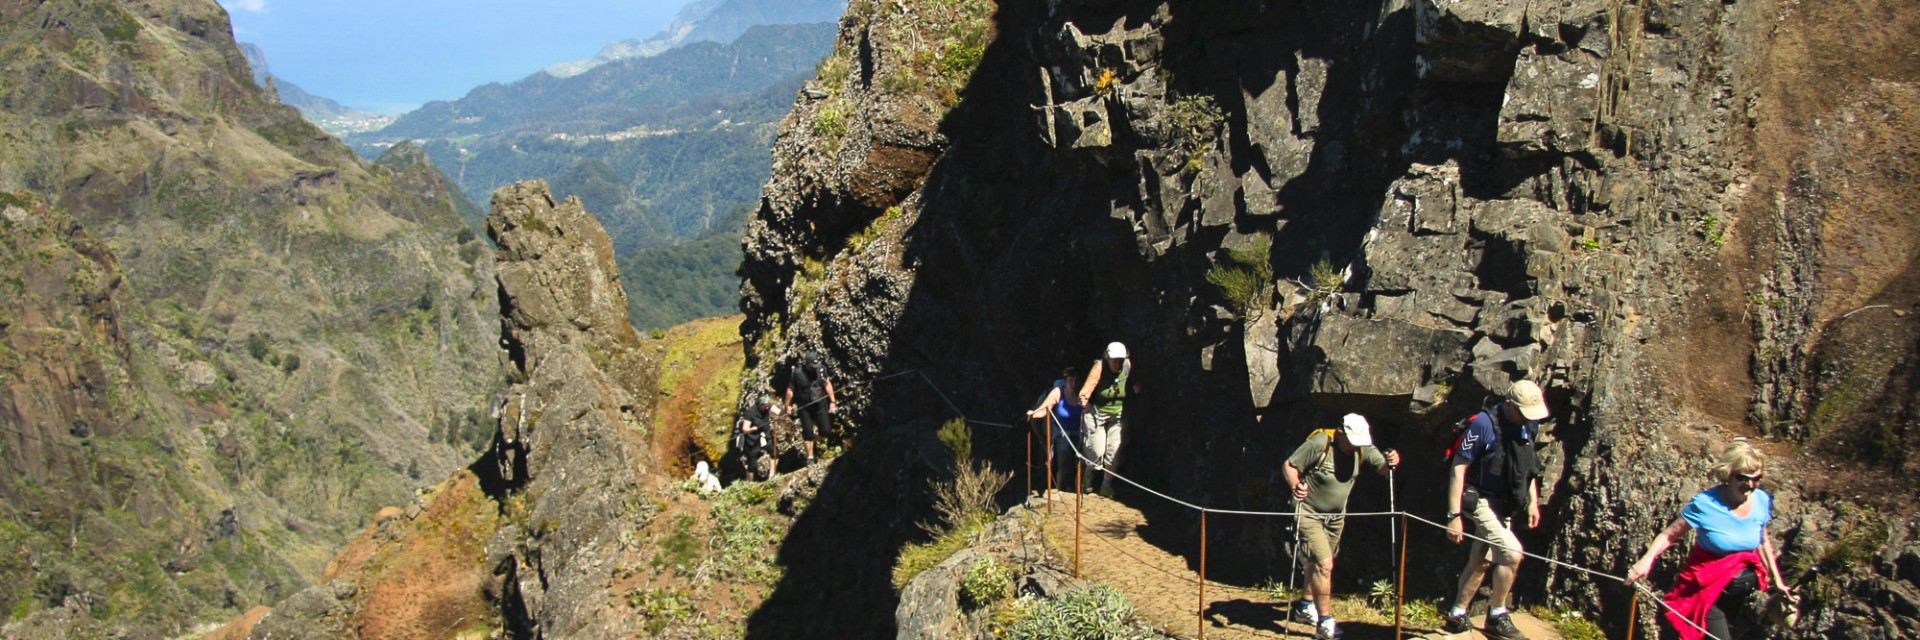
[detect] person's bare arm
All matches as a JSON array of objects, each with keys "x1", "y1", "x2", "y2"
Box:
[
  {"x1": 1284, "y1": 459, "x2": 1308, "y2": 502},
  {"x1": 1027, "y1": 387, "x2": 1063, "y2": 421},
  {"x1": 1446, "y1": 461, "x2": 1468, "y2": 543},
  {"x1": 1625, "y1": 517, "x2": 1693, "y2": 585},
  {"x1": 1077, "y1": 360, "x2": 1103, "y2": 405}
]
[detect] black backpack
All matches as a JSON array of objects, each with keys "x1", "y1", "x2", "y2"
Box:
[{"x1": 1448, "y1": 402, "x2": 1542, "y2": 514}]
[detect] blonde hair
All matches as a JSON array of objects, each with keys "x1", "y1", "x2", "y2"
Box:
[{"x1": 1711, "y1": 439, "x2": 1765, "y2": 482}]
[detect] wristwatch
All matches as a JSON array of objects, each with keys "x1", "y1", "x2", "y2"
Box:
[{"x1": 1446, "y1": 511, "x2": 1462, "y2": 521}]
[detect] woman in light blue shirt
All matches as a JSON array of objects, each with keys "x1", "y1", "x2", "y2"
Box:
[{"x1": 1625, "y1": 440, "x2": 1793, "y2": 639}]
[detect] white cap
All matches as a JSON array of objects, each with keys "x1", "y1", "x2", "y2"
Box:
[
  {"x1": 1340, "y1": 414, "x2": 1373, "y2": 448},
  {"x1": 1106, "y1": 342, "x2": 1128, "y2": 359}
]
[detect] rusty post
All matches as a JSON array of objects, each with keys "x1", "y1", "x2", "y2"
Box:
[
  {"x1": 1075, "y1": 460, "x2": 1083, "y2": 578},
  {"x1": 1199, "y1": 509, "x2": 1208, "y2": 640},
  {"x1": 1396, "y1": 511, "x2": 1409, "y2": 640},
  {"x1": 1626, "y1": 588, "x2": 1639, "y2": 640},
  {"x1": 1046, "y1": 416, "x2": 1055, "y2": 507}
]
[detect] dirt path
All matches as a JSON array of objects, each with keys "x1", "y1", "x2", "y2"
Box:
[{"x1": 1038, "y1": 491, "x2": 1560, "y2": 640}]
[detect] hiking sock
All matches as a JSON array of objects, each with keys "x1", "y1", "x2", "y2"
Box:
[
  {"x1": 1489, "y1": 607, "x2": 1509, "y2": 617},
  {"x1": 1449, "y1": 606, "x2": 1469, "y2": 618}
]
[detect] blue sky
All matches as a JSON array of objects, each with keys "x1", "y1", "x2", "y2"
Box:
[{"x1": 219, "y1": 0, "x2": 688, "y2": 115}]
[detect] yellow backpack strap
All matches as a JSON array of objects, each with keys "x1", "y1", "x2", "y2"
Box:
[{"x1": 1308, "y1": 428, "x2": 1338, "y2": 468}]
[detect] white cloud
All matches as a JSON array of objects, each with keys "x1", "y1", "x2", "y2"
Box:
[{"x1": 222, "y1": 0, "x2": 268, "y2": 12}]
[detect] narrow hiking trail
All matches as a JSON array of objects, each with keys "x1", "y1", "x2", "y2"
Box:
[{"x1": 1036, "y1": 491, "x2": 1561, "y2": 640}]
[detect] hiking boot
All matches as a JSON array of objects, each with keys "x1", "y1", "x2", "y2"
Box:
[
  {"x1": 1484, "y1": 612, "x2": 1527, "y2": 640},
  {"x1": 1315, "y1": 617, "x2": 1342, "y2": 640},
  {"x1": 1291, "y1": 600, "x2": 1317, "y2": 625},
  {"x1": 1441, "y1": 610, "x2": 1473, "y2": 634},
  {"x1": 1098, "y1": 486, "x2": 1115, "y2": 499}
]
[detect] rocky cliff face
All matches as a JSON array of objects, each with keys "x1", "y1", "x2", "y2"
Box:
[
  {"x1": 0, "y1": 1, "x2": 500, "y2": 636},
  {"x1": 741, "y1": 0, "x2": 1919, "y2": 637},
  {"x1": 479, "y1": 181, "x2": 661, "y2": 638},
  {"x1": 209, "y1": 182, "x2": 665, "y2": 639}
]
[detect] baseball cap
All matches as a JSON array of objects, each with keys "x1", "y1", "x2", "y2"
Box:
[
  {"x1": 1106, "y1": 342, "x2": 1128, "y2": 359},
  {"x1": 1340, "y1": 413, "x2": 1373, "y2": 447},
  {"x1": 1507, "y1": 380, "x2": 1549, "y2": 421}
]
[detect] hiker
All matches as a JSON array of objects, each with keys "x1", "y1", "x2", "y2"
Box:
[
  {"x1": 1283, "y1": 413, "x2": 1400, "y2": 640},
  {"x1": 1026, "y1": 366, "x2": 1086, "y2": 494},
  {"x1": 736, "y1": 395, "x2": 777, "y2": 479},
  {"x1": 1076, "y1": 342, "x2": 1139, "y2": 497},
  {"x1": 1624, "y1": 439, "x2": 1792, "y2": 640},
  {"x1": 691, "y1": 460, "x2": 722, "y2": 494},
  {"x1": 784, "y1": 355, "x2": 836, "y2": 466},
  {"x1": 1442, "y1": 379, "x2": 1550, "y2": 640}
]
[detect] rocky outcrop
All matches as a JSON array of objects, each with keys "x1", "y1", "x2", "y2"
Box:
[
  {"x1": 896, "y1": 507, "x2": 1070, "y2": 640},
  {"x1": 742, "y1": 0, "x2": 1920, "y2": 637},
  {"x1": 479, "y1": 181, "x2": 661, "y2": 638}
]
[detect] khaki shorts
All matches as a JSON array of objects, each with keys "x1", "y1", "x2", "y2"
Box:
[
  {"x1": 1465, "y1": 498, "x2": 1523, "y2": 564},
  {"x1": 1296, "y1": 505, "x2": 1345, "y2": 566}
]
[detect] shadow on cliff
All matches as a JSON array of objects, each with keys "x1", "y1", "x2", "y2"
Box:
[{"x1": 747, "y1": 0, "x2": 1535, "y2": 633}]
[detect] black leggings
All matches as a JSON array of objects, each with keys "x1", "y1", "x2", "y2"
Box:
[{"x1": 1671, "y1": 568, "x2": 1757, "y2": 640}]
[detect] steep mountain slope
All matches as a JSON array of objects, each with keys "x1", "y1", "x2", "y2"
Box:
[
  {"x1": 0, "y1": 0, "x2": 500, "y2": 636},
  {"x1": 617, "y1": 202, "x2": 751, "y2": 332},
  {"x1": 544, "y1": 0, "x2": 848, "y2": 78},
  {"x1": 736, "y1": 0, "x2": 1920, "y2": 637},
  {"x1": 358, "y1": 22, "x2": 834, "y2": 264},
  {"x1": 238, "y1": 43, "x2": 394, "y2": 136},
  {"x1": 359, "y1": 23, "x2": 835, "y2": 145},
  {"x1": 204, "y1": 182, "x2": 668, "y2": 639}
]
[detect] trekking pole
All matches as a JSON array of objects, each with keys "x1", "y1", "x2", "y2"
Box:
[
  {"x1": 1025, "y1": 427, "x2": 1032, "y2": 500},
  {"x1": 1288, "y1": 498, "x2": 1301, "y2": 597},
  {"x1": 1387, "y1": 461, "x2": 1398, "y2": 557}
]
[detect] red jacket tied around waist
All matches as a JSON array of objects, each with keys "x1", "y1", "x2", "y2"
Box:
[{"x1": 1663, "y1": 546, "x2": 1769, "y2": 640}]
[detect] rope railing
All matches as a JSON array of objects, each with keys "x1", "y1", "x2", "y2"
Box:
[{"x1": 810, "y1": 365, "x2": 1733, "y2": 640}]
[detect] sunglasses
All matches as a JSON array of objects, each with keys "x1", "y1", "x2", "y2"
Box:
[{"x1": 1734, "y1": 472, "x2": 1764, "y2": 484}]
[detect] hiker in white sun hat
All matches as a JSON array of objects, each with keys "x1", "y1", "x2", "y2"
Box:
[
  {"x1": 1282, "y1": 413, "x2": 1399, "y2": 639},
  {"x1": 1076, "y1": 341, "x2": 1140, "y2": 497}
]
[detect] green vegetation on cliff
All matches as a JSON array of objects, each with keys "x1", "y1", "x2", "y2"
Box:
[{"x1": 0, "y1": 1, "x2": 501, "y2": 635}]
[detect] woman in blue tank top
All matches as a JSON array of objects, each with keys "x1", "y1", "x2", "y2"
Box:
[{"x1": 1027, "y1": 366, "x2": 1085, "y2": 495}]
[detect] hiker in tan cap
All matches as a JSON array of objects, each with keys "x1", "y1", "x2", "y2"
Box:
[{"x1": 1442, "y1": 379, "x2": 1549, "y2": 640}]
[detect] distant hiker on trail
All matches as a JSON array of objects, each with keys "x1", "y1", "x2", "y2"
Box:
[
  {"x1": 736, "y1": 395, "x2": 778, "y2": 479},
  {"x1": 1283, "y1": 413, "x2": 1400, "y2": 640},
  {"x1": 1026, "y1": 366, "x2": 1086, "y2": 495},
  {"x1": 1625, "y1": 439, "x2": 1793, "y2": 640},
  {"x1": 784, "y1": 355, "x2": 836, "y2": 466},
  {"x1": 691, "y1": 460, "x2": 722, "y2": 494},
  {"x1": 1443, "y1": 379, "x2": 1550, "y2": 640},
  {"x1": 1077, "y1": 342, "x2": 1139, "y2": 498}
]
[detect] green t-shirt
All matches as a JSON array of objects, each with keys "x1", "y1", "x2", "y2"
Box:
[
  {"x1": 1090, "y1": 361, "x2": 1129, "y2": 415},
  {"x1": 1286, "y1": 431, "x2": 1386, "y2": 514}
]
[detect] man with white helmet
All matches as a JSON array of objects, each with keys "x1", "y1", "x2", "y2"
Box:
[
  {"x1": 1076, "y1": 341, "x2": 1140, "y2": 497},
  {"x1": 1282, "y1": 413, "x2": 1400, "y2": 640}
]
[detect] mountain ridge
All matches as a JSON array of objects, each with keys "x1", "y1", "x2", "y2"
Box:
[{"x1": 542, "y1": 0, "x2": 847, "y2": 78}]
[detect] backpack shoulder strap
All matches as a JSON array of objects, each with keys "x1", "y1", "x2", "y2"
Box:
[{"x1": 1308, "y1": 428, "x2": 1338, "y2": 468}]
